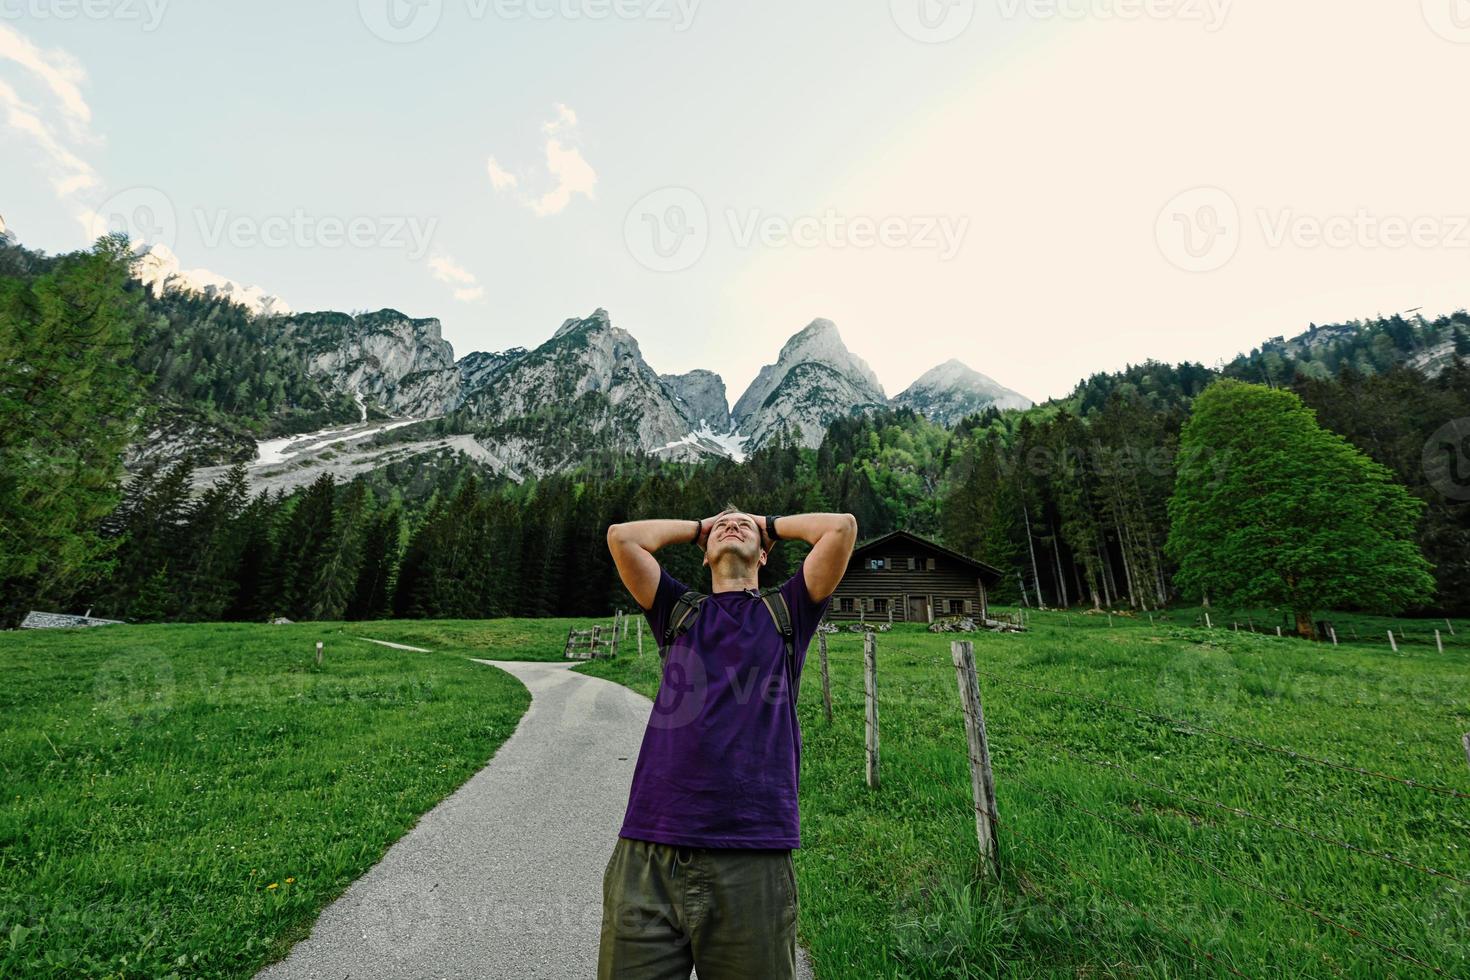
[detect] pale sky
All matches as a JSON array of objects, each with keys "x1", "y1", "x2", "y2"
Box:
[{"x1": 4, "y1": 1, "x2": 1469, "y2": 407}]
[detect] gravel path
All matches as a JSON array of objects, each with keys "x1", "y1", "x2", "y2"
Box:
[{"x1": 254, "y1": 658, "x2": 816, "y2": 979}]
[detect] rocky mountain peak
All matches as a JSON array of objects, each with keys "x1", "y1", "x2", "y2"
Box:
[
  {"x1": 659, "y1": 368, "x2": 730, "y2": 433},
  {"x1": 731, "y1": 317, "x2": 888, "y2": 452},
  {"x1": 894, "y1": 357, "x2": 1033, "y2": 427},
  {"x1": 0, "y1": 214, "x2": 16, "y2": 247}
]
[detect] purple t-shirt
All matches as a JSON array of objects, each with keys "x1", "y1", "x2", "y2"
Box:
[{"x1": 618, "y1": 562, "x2": 831, "y2": 849}]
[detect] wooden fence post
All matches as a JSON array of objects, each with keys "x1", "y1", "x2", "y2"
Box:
[
  {"x1": 610, "y1": 615, "x2": 619, "y2": 658},
  {"x1": 1388, "y1": 630, "x2": 1398, "y2": 654},
  {"x1": 315, "y1": 641, "x2": 323, "y2": 666},
  {"x1": 1276, "y1": 626, "x2": 1282, "y2": 637},
  {"x1": 637, "y1": 617, "x2": 643, "y2": 660},
  {"x1": 1205, "y1": 612, "x2": 1212, "y2": 629},
  {"x1": 951, "y1": 640, "x2": 1000, "y2": 879},
  {"x1": 1330, "y1": 627, "x2": 1338, "y2": 647},
  {"x1": 864, "y1": 631, "x2": 879, "y2": 789},
  {"x1": 1436, "y1": 629, "x2": 1444, "y2": 654},
  {"x1": 1463, "y1": 733, "x2": 1470, "y2": 773},
  {"x1": 1447, "y1": 618, "x2": 1456, "y2": 636},
  {"x1": 818, "y1": 631, "x2": 833, "y2": 724}
]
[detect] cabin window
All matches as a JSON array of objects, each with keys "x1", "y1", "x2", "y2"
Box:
[
  {"x1": 867, "y1": 558, "x2": 885, "y2": 571},
  {"x1": 840, "y1": 597, "x2": 854, "y2": 613},
  {"x1": 874, "y1": 598, "x2": 889, "y2": 613},
  {"x1": 949, "y1": 599, "x2": 965, "y2": 615}
]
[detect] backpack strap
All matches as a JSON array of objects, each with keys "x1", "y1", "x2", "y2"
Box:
[
  {"x1": 758, "y1": 586, "x2": 800, "y2": 705},
  {"x1": 660, "y1": 589, "x2": 708, "y2": 659}
]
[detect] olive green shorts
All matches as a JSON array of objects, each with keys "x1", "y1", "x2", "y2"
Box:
[{"x1": 597, "y1": 836, "x2": 798, "y2": 980}]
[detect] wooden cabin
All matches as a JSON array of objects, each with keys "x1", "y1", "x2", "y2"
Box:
[{"x1": 824, "y1": 530, "x2": 1003, "y2": 624}]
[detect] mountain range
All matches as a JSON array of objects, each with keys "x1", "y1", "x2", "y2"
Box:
[{"x1": 0, "y1": 224, "x2": 1027, "y2": 491}]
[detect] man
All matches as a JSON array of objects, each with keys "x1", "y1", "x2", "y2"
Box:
[{"x1": 598, "y1": 507, "x2": 857, "y2": 979}]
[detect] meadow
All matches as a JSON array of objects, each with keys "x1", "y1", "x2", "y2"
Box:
[
  {"x1": 0, "y1": 622, "x2": 531, "y2": 978},
  {"x1": 3, "y1": 609, "x2": 1466, "y2": 978},
  {"x1": 579, "y1": 606, "x2": 1470, "y2": 979}
]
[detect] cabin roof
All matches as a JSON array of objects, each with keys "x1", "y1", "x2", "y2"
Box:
[{"x1": 849, "y1": 529, "x2": 1004, "y2": 585}]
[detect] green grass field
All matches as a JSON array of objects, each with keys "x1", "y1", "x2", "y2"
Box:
[
  {"x1": 4, "y1": 610, "x2": 1466, "y2": 978},
  {"x1": 0, "y1": 621, "x2": 534, "y2": 979},
  {"x1": 578, "y1": 607, "x2": 1470, "y2": 979}
]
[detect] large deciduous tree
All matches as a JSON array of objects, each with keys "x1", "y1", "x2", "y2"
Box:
[{"x1": 1165, "y1": 379, "x2": 1435, "y2": 638}]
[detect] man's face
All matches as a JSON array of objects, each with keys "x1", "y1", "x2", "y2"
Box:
[{"x1": 704, "y1": 512, "x2": 765, "y2": 568}]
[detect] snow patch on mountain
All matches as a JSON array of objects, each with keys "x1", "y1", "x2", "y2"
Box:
[{"x1": 132, "y1": 243, "x2": 292, "y2": 317}]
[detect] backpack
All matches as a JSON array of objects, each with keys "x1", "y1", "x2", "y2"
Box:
[{"x1": 659, "y1": 585, "x2": 802, "y2": 703}]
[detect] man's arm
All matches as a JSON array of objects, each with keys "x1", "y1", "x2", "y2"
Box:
[
  {"x1": 606, "y1": 519, "x2": 698, "y2": 611},
  {"x1": 777, "y1": 513, "x2": 858, "y2": 604}
]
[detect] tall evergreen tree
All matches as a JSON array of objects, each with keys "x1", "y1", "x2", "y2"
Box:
[{"x1": 0, "y1": 234, "x2": 151, "y2": 623}]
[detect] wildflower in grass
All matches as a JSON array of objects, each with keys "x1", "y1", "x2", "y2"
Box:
[
  {"x1": 267, "y1": 883, "x2": 278, "y2": 890},
  {"x1": 285, "y1": 877, "x2": 295, "y2": 883}
]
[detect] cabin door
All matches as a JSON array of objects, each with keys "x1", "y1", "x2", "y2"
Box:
[{"x1": 907, "y1": 595, "x2": 928, "y2": 623}]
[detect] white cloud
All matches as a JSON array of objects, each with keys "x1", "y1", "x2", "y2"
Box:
[
  {"x1": 542, "y1": 102, "x2": 577, "y2": 136},
  {"x1": 486, "y1": 156, "x2": 518, "y2": 191},
  {"x1": 0, "y1": 24, "x2": 91, "y2": 129},
  {"x1": 531, "y1": 138, "x2": 597, "y2": 216},
  {"x1": 429, "y1": 254, "x2": 477, "y2": 285},
  {"x1": 0, "y1": 29, "x2": 100, "y2": 232},
  {"x1": 429, "y1": 253, "x2": 484, "y2": 303},
  {"x1": 488, "y1": 103, "x2": 598, "y2": 217}
]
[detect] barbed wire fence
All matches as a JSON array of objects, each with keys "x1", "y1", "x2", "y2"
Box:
[{"x1": 805, "y1": 626, "x2": 1470, "y2": 978}]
